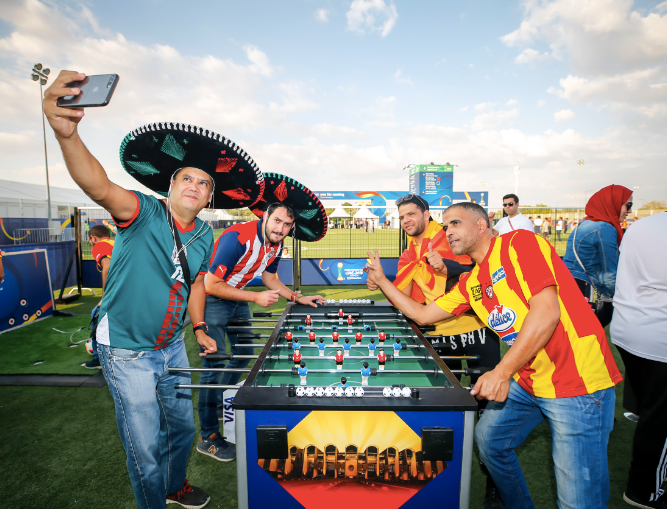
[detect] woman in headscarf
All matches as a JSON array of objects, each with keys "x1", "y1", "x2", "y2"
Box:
[{"x1": 563, "y1": 184, "x2": 633, "y2": 327}]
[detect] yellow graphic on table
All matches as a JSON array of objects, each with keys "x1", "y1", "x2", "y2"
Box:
[
  {"x1": 288, "y1": 411, "x2": 421, "y2": 453},
  {"x1": 337, "y1": 262, "x2": 344, "y2": 281}
]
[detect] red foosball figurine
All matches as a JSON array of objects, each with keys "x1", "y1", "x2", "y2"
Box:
[
  {"x1": 332, "y1": 331, "x2": 340, "y2": 344},
  {"x1": 293, "y1": 351, "x2": 302, "y2": 367},
  {"x1": 378, "y1": 330, "x2": 386, "y2": 344},
  {"x1": 285, "y1": 331, "x2": 293, "y2": 342},
  {"x1": 378, "y1": 349, "x2": 386, "y2": 371},
  {"x1": 347, "y1": 315, "x2": 354, "y2": 325},
  {"x1": 305, "y1": 314, "x2": 312, "y2": 326},
  {"x1": 355, "y1": 330, "x2": 363, "y2": 344},
  {"x1": 335, "y1": 349, "x2": 344, "y2": 370},
  {"x1": 308, "y1": 330, "x2": 316, "y2": 344},
  {"x1": 338, "y1": 308, "x2": 344, "y2": 317}
]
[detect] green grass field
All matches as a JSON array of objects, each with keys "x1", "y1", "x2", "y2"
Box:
[{"x1": 0, "y1": 285, "x2": 648, "y2": 508}]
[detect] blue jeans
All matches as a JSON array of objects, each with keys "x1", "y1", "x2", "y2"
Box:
[
  {"x1": 98, "y1": 338, "x2": 195, "y2": 509},
  {"x1": 475, "y1": 379, "x2": 615, "y2": 509},
  {"x1": 198, "y1": 297, "x2": 251, "y2": 439}
]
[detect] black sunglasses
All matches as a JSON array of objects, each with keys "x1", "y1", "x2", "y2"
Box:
[
  {"x1": 624, "y1": 202, "x2": 633, "y2": 211},
  {"x1": 396, "y1": 193, "x2": 429, "y2": 209},
  {"x1": 503, "y1": 202, "x2": 515, "y2": 207}
]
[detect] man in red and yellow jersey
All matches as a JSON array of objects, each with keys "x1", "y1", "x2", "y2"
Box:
[
  {"x1": 364, "y1": 202, "x2": 622, "y2": 509},
  {"x1": 85, "y1": 224, "x2": 114, "y2": 369}
]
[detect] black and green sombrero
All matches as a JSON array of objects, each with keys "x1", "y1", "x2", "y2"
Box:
[
  {"x1": 251, "y1": 173, "x2": 328, "y2": 242},
  {"x1": 119, "y1": 122, "x2": 264, "y2": 209}
]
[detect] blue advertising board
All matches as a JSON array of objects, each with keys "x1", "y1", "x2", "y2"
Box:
[
  {"x1": 0, "y1": 249, "x2": 54, "y2": 334},
  {"x1": 301, "y1": 258, "x2": 399, "y2": 286}
]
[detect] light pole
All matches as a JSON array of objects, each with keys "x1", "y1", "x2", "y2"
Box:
[
  {"x1": 576, "y1": 160, "x2": 584, "y2": 218},
  {"x1": 31, "y1": 63, "x2": 52, "y2": 228},
  {"x1": 514, "y1": 166, "x2": 520, "y2": 195}
]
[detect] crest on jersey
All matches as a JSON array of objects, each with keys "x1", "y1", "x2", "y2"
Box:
[
  {"x1": 485, "y1": 285, "x2": 493, "y2": 299},
  {"x1": 487, "y1": 304, "x2": 517, "y2": 333}
]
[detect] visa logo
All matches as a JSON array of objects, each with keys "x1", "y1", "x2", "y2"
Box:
[{"x1": 492, "y1": 267, "x2": 507, "y2": 286}]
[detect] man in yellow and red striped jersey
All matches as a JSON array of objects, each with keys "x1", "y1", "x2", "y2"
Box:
[{"x1": 364, "y1": 201, "x2": 622, "y2": 509}]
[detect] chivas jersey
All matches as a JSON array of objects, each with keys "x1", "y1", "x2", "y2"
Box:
[{"x1": 435, "y1": 230, "x2": 622, "y2": 398}]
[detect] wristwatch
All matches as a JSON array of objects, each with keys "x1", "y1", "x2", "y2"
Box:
[{"x1": 193, "y1": 322, "x2": 209, "y2": 334}]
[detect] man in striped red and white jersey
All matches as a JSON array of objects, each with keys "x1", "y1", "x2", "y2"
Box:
[
  {"x1": 364, "y1": 201, "x2": 622, "y2": 509},
  {"x1": 197, "y1": 203, "x2": 324, "y2": 463}
]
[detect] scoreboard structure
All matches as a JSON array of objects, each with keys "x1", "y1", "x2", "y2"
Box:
[
  {"x1": 408, "y1": 164, "x2": 454, "y2": 206},
  {"x1": 219, "y1": 302, "x2": 478, "y2": 509}
]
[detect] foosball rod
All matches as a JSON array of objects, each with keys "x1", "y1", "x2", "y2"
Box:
[
  {"x1": 193, "y1": 353, "x2": 480, "y2": 361},
  {"x1": 170, "y1": 367, "x2": 466, "y2": 375},
  {"x1": 254, "y1": 311, "x2": 402, "y2": 319}
]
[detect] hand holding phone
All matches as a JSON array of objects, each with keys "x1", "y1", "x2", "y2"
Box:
[{"x1": 56, "y1": 74, "x2": 119, "y2": 108}]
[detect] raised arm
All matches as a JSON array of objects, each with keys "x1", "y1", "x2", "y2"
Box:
[
  {"x1": 42, "y1": 70, "x2": 136, "y2": 221},
  {"x1": 364, "y1": 249, "x2": 454, "y2": 325}
]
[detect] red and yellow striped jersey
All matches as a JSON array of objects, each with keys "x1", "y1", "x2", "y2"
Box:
[{"x1": 434, "y1": 230, "x2": 622, "y2": 398}]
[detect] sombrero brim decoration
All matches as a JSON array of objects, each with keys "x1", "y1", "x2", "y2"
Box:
[
  {"x1": 119, "y1": 122, "x2": 264, "y2": 209},
  {"x1": 251, "y1": 173, "x2": 328, "y2": 242}
]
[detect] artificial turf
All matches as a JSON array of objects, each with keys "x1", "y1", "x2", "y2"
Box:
[{"x1": 0, "y1": 285, "x2": 654, "y2": 508}]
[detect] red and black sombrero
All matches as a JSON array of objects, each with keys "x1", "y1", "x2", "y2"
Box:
[
  {"x1": 251, "y1": 173, "x2": 328, "y2": 242},
  {"x1": 118, "y1": 122, "x2": 264, "y2": 209}
]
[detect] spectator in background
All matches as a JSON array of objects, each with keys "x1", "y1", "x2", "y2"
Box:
[
  {"x1": 84, "y1": 225, "x2": 115, "y2": 369},
  {"x1": 541, "y1": 217, "x2": 550, "y2": 239},
  {"x1": 610, "y1": 212, "x2": 667, "y2": 509},
  {"x1": 564, "y1": 217, "x2": 569, "y2": 234},
  {"x1": 533, "y1": 215, "x2": 543, "y2": 234},
  {"x1": 489, "y1": 194, "x2": 534, "y2": 236},
  {"x1": 563, "y1": 185, "x2": 633, "y2": 328},
  {"x1": 556, "y1": 217, "x2": 564, "y2": 241}
]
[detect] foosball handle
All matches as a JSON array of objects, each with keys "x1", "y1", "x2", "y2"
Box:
[
  {"x1": 228, "y1": 318, "x2": 251, "y2": 325},
  {"x1": 204, "y1": 353, "x2": 233, "y2": 361},
  {"x1": 238, "y1": 333, "x2": 261, "y2": 339},
  {"x1": 464, "y1": 367, "x2": 494, "y2": 376},
  {"x1": 254, "y1": 312, "x2": 273, "y2": 317}
]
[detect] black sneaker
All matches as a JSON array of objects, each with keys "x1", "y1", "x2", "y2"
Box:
[
  {"x1": 484, "y1": 475, "x2": 505, "y2": 509},
  {"x1": 623, "y1": 490, "x2": 667, "y2": 508},
  {"x1": 197, "y1": 433, "x2": 235, "y2": 462},
  {"x1": 83, "y1": 358, "x2": 102, "y2": 369},
  {"x1": 166, "y1": 479, "x2": 210, "y2": 509}
]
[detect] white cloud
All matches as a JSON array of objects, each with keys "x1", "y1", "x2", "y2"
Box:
[
  {"x1": 471, "y1": 103, "x2": 519, "y2": 131},
  {"x1": 537, "y1": 100, "x2": 546, "y2": 107},
  {"x1": 515, "y1": 48, "x2": 553, "y2": 64},
  {"x1": 394, "y1": 68, "x2": 413, "y2": 85},
  {"x1": 346, "y1": 0, "x2": 398, "y2": 37},
  {"x1": 459, "y1": 106, "x2": 469, "y2": 112},
  {"x1": 500, "y1": 0, "x2": 667, "y2": 75},
  {"x1": 506, "y1": 99, "x2": 518, "y2": 106},
  {"x1": 244, "y1": 45, "x2": 274, "y2": 77},
  {"x1": 554, "y1": 109, "x2": 575, "y2": 121},
  {"x1": 315, "y1": 9, "x2": 329, "y2": 23}
]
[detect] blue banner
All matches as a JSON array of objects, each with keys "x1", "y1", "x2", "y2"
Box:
[
  {"x1": 301, "y1": 258, "x2": 399, "y2": 285},
  {"x1": 0, "y1": 249, "x2": 54, "y2": 334},
  {"x1": 246, "y1": 259, "x2": 294, "y2": 287}
]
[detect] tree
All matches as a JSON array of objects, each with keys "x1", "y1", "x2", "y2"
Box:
[{"x1": 640, "y1": 200, "x2": 667, "y2": 210}]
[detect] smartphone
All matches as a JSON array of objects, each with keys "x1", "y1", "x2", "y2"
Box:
[{"x1": 57, "y1": 74, "x2": 119, "y2": 108}]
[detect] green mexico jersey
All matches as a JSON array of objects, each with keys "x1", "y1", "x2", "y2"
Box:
[{"x1": 97, "y1": 191, "x2": 213, "y2": 351}]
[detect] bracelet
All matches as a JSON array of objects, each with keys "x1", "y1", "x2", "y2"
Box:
[{"x1": 194, "y1": 321, "x2": 206, "y2": 328}]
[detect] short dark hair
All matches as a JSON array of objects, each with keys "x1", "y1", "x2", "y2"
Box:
[
  {"x1": 502, "y1": 194, "x2": 519, "y2": 204},
  {"x1": 172, "y1": 168, "x2": 213, "y2": 188},
  {"x1": 89, "y1": 225, "x2": 111, "y2": 238},
  {"x1": 445, "y1": 202, "x2": 490, "y2": 228},
  {"x1": 396, "y1": 194, "x2": 428, "y2": 213},
  {"x1": 266, "y1": 202, "x2": 295, "y2": 220}
]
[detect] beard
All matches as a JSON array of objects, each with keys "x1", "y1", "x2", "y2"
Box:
[
  {"x1": 406, "y1": 218, "x2": 427, "y2": 238},
  {"x1": 449, "y1": 235, "x2": 475, "y2": 256}
]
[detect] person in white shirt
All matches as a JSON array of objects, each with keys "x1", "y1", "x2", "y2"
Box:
[
  {"x1": 610, "y1": 212, "x2": 667, "y2": 508},
  {"x1": 533, "y1": 215, "x2": 543, "y2": 234},
  {"x1": 488, "y1": 194, "x2": 535, "y2": 236},
  {"x1": 556, "y1": 217, "x2": 564, "y2": 242}
]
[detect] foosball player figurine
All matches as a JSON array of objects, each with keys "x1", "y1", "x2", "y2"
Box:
[
  {"x1": 292, "y1": 339, "x2": 301, "y2": 355},
  {"x1": 308, "y1": 329, "x2": 316, "y2": 344},
  {"x1": 347, "y1": 314, "x2": 354, "y2": 325},
  {"x1": 355, "y1": 330, "x2": 363, "y2": 344},
  {"x1": 378, "y1": 330, "x2": 386, "y2": 344},
  {"x1": 393, "y1": 338, "x2": 402, "y2": 357},
  {"x1": 338, "y1": 308, "x2": 344, "y2": 317},
  {"x1": 332, "y1": 331, "x2": 340, "y2": 344},
  {"x1": 339, "y1": 377, "x2": 349, "y2": 389},
  {"x1": 343, "y1": 338, "x2": 351, "y2": 357},
  {"x1": 361, "y1": 362, "x2": 371, "y2": 386},
  {"x1": 335, "y1": 349, "x2": 344, "y2": 370},
  {"x1": 293, "y1": 350, "x2": 302, "y2": 367},
  {"x1": 285, "y1": 330, "x2": 293, "y2": 343},
  {"x1": 378, "y1": 349, "x2": 386, "y2": 371},
  {"x1": 298, "y1": 361, "x2": 308, "y2": 386},
  {"x1": 305, "y1": 314, "x2": 312, "y2": 326},
  {"x1": 318, "y1": 338, "x2": 326, "y2": 356},
  {"x1": 368, "y1": 338, "x2": 377, "y2": 356}
]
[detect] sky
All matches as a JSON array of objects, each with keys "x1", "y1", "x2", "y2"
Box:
[{"x1": 0, "y1": 0, "x2": 665, "y2": 208}]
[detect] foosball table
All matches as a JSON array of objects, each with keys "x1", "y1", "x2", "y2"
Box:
[{"x1": 178, "y1": 300, "x2": 480, "y2": 509}]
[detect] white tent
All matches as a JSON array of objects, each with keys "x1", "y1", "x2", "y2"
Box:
[
  {"x1": 353, "y1": 205, "x2": 378, "y2": 219},
  {"x1": 329, "y1": 207, "x2": 351, "y2": 218}
]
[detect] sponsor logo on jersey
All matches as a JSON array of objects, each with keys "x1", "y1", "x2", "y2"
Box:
[
  {"x1": 487, "y1": 304, "x2": 517, "y2": 333},
  {"x1": 471, "y1": 284, "x2": 482, "y2": 302},
  {"x1": 492, "y1": 267, "x2": 507, "y2": 286},
  {"x1": 485, "y1": 285, "x2": 493, "y2": 299}
]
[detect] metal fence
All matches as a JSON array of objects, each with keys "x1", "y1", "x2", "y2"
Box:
[{"x1": 12, "y1": 227, "x2": 75, "y2": 244}]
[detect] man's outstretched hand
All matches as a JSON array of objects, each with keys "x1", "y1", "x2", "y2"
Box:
[
  {"x1": 364, "y1": 249, "x2": 386, "y2": 285},
  {"x1": 43, "y1": 70, "x2": 86, "y2": 140},
  {"x1": 299, "y1": 295, "x2": 325, "y2": 308}
]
